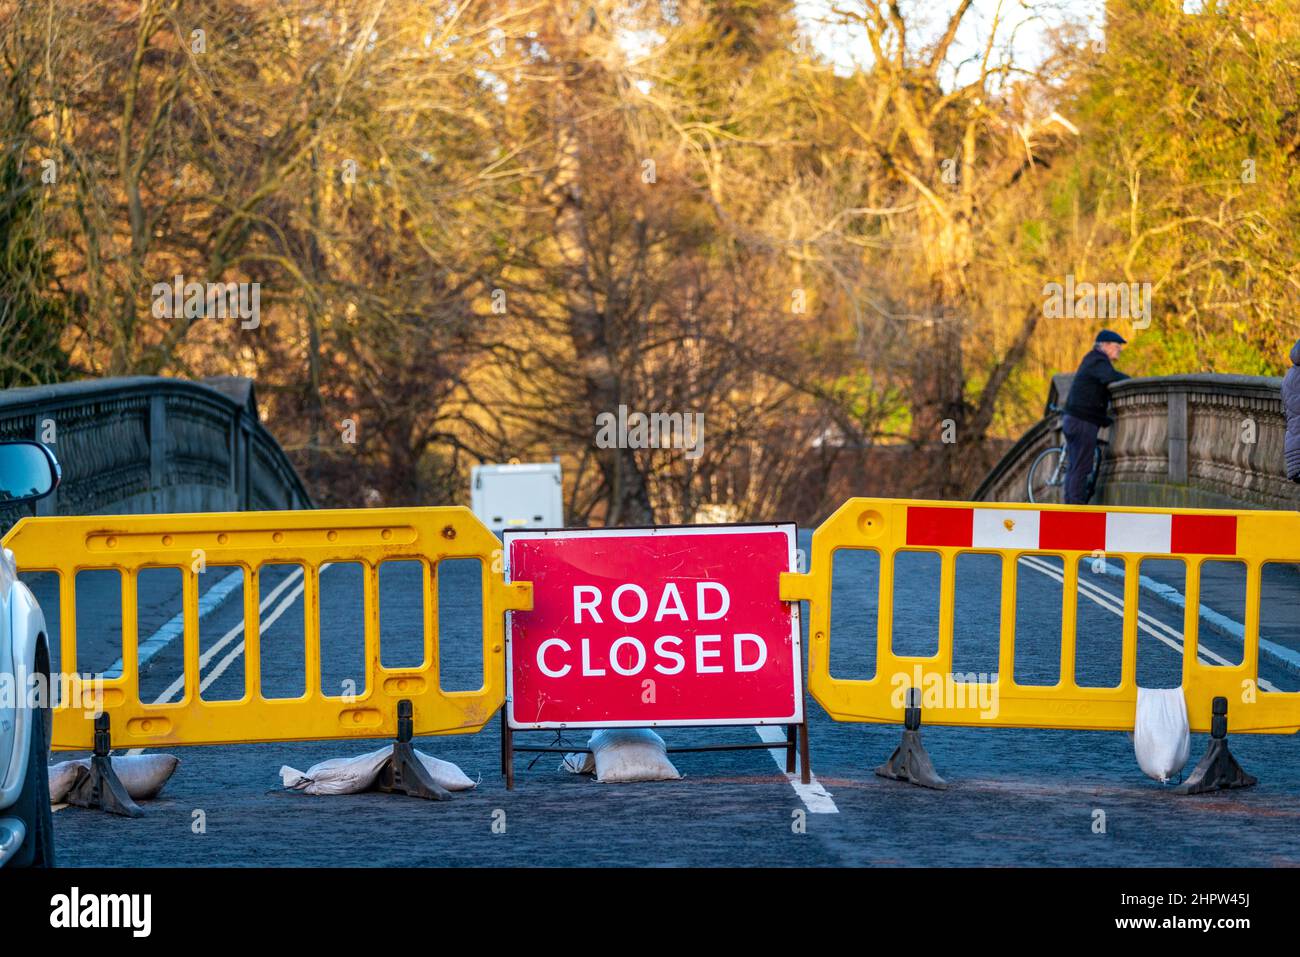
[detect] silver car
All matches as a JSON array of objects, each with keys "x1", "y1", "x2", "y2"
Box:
[{"x1": 0, "y1": 441, "x2": 61, "y2": 868}]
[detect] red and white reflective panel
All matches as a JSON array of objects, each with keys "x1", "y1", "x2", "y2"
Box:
[
  {"x1": 504, "y1": 524, "x2": 803, "y2": 729},
  {"x1": 905, "y1": 506, "x2": 1237, "y2": 556}
]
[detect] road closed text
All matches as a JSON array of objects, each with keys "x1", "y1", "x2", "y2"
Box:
[{"x1": 535, "y1": 582, "x2": 767, "y2": 679}]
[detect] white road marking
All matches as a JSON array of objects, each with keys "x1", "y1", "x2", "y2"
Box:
[
  {"x1": 1017, "y1": 555, "x2": 1279, "y2": 692},
  {"x1": 102, "y1": 568, "x2": 246, "y2": 679},
  {"x1": 149, "y1": 565, "x2": 305, "y2": 705},
  {"x1": 753, "y1": 724, "x2": 838, "y2": 814},
  {"x1": 1090, "y1": 562, "x2": 1300, "y2": 673},
  {"x1": 122, "y1": 566, "x2": 311, "y2": 756},
  {"x1": 191, "y1": 580, "x2": 305, "y2": 695}
]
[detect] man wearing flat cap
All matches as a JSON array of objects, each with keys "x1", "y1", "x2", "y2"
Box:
[{"x1": 1061, "y1": 329, "x2": 1130, "y2": 504}]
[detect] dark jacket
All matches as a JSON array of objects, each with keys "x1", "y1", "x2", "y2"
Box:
[
  {"x1": 1064, "y1": 348, "x2": 1130, "y2": 427},
  {"x1": 1284, "y1": 339, "x2": 1300, "y2": 482}
]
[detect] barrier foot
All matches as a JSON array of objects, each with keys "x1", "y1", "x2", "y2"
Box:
[
  {"x1": 66, "y1": 714, "x2": 144, "y2": 818},
  {"x1": 874, "y1": 690, "x2": 947, "y2": 791},
  {"x1": 372, "y1": 700, "x2": 453, "y2": 801},
  {"x1": 1175, "y1": 697, "x2": 1257, "y2": 795}
]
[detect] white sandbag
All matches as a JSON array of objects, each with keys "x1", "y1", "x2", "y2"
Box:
[
  {"x1": 280, "y1": 747, "x2": 390, "y2": 795},
  {"x1": 48, "y1": 760, "x2": 87, "y2": 804},
  {"x1": 414, "y1": 750, "x2": 476, "y2": 791},
  {"x1": 49, "y1": 754, "x2": 179, "y2": 803},
  {"x1": 280, "y1": 747, "x2": 475, "y2": 795},
  {"x1": 1134, "y1": 687, "x2": 1191, "y2": 783},
  {"x1": 110, "y1": 754, "x2": 180, "y2": 799},
  {"x1": 588, "y1": 729, "x2": 680, "y2": 783},
  {"x1": 560, "y1": 751, "x2": 595, "y2": 774}
]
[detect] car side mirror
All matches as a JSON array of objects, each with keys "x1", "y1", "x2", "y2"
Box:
[{"x1": 0, "y1": 441, "x2": 60, "y2": 505}]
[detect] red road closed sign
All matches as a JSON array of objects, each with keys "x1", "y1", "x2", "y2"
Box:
[{"x1": 504, "y1": 525, "x2": 803, "y2": 729}]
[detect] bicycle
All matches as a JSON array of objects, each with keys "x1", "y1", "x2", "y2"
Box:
[{"x1": 1026, "y1": 404, "x2": 1107, "y2": 505}]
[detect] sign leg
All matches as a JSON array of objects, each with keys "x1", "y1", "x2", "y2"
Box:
[
  {"x1": 799, "y1": 721, "x2": 811, "y2": 785},
  {"x1": 504, "y1": 721, "x2": 515, "y2": 791}
]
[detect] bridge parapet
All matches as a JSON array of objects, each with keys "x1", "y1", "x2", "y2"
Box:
[
  {"x1": 0, "y1": 376, "x2": 311, "y2": 529},
  {"x1": 975, "y1": 373, "x2": 1300, "y2": 509}
]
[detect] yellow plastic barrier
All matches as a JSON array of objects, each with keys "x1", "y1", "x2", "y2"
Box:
[
  {"x1": 780, "y1": 498, "x2": 1300, "y2": 735},
  {"x1": 3, "y1": 507, "x2": 532, "y2": 751}
]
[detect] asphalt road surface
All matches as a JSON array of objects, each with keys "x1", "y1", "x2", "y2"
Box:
[{"x1": 25, "y1": 531, "x2": 1300, "y2": 867}]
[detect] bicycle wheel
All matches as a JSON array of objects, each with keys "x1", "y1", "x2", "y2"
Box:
[
  {"x1": 1084, "y1": 444, "x2": 1105, "y2": 503},
  {"x1": 1027, "y1": 446, "x2": 1067, "y2": 504}
]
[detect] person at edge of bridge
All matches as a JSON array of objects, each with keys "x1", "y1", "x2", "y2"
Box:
[
  {"x1": 1284, "y1": 337, "x2": 1300, "y2": 484},
  {"x1": 1061, "y1": 329, "x2": 1130, "y2": 505}
]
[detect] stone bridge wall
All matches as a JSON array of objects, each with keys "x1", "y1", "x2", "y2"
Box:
[
  {"x1": 0, "y1": 376, "x2": 311, "y2": 530},
  {"x1": 974, "y1": 373, "x2": 1299, "y2": 509}
]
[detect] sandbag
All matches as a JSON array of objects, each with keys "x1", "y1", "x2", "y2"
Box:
[
  {"x1": 1134, "y1": 687, "x2": 1191, "y2": 783},
  {"x1": 560, "y1": 751, "x2": 595, "y2": 774},
  {"x1": 280, "y1": 747, "x2": 391, "y2": 795},
  {"x1": 588, "y1": 729, "x2": 680, "y2": 783},
  {"x1": 280, "y1": 747, "x2": 475, "y2": 795},
  {"x1": 414, "y1": 751, "x2": 476, "y2": 791},
  {"x1": 48, "y1": 761, "x2": 85, "y2": 804},
  {"x1": 49, "y1": 754, "x2": 180, "y2": 803},
  {"x1": 110, "y1": 754, "x2": 180, "y2": 799}
]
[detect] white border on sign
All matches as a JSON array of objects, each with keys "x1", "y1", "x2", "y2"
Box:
[{"x1": 503, "y1": 523, "x2": 804, "y2": 730}]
